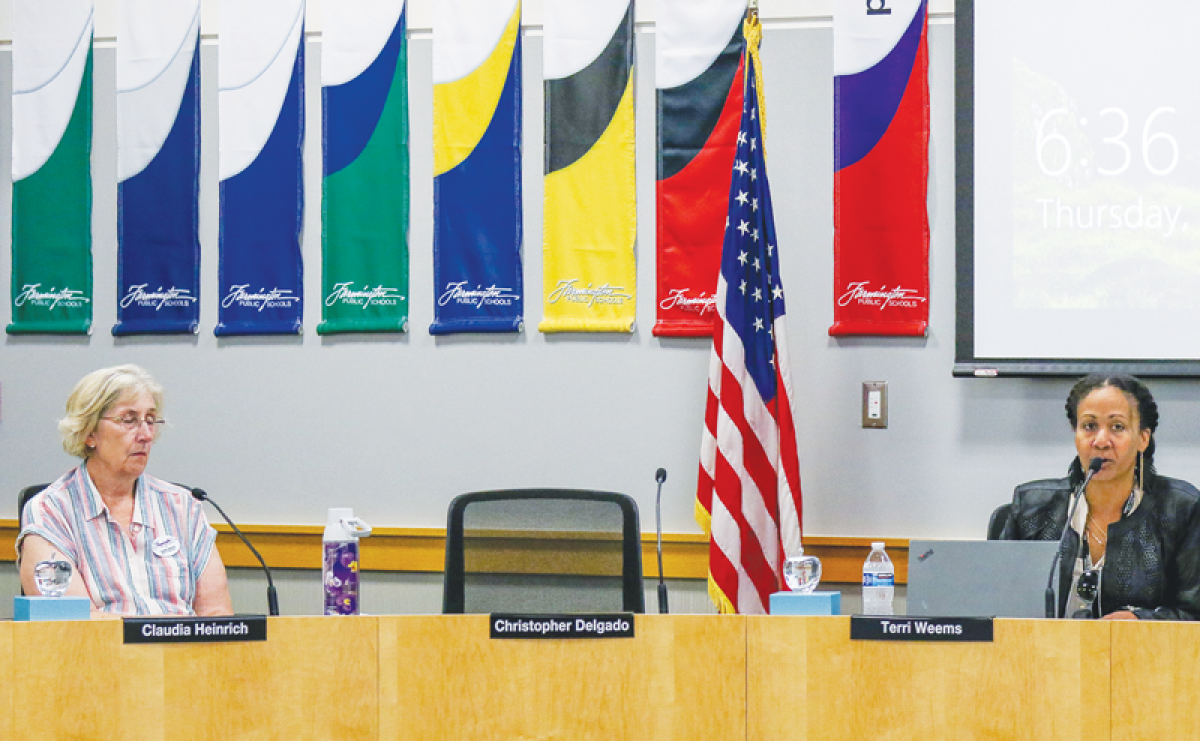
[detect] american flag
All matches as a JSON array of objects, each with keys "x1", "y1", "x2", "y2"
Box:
[{"x1": 695, "y1": 45, "x2": 803, "y2": 615}]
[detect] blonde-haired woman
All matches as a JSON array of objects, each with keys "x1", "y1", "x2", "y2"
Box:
[{"x1": 17, "y1": 365, "x2": 232, "y2": 617}]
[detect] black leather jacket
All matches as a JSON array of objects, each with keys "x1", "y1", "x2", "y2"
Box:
[{"x1": 1000, "y1": 475, "x2": 1200, "y2": 621}]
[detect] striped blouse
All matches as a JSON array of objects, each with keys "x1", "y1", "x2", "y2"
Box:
[{"x1": 17, "y1": 464, "x2": 217, "y2": 616}]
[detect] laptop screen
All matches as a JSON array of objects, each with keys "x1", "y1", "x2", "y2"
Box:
[{"x1": 906, "y1": 539, "x2": 1063, "y2": 618}]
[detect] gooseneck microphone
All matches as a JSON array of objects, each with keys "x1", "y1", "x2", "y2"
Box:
[
  {"x1": 655, "y1": 468, "x2": 669, "y2": 614},
  {"x1": 1044, "y1": 457, "x2": 1103, "y2": 618},
  {"x1": 189, "y1": 487, "x2": 280, "y2": 617}
]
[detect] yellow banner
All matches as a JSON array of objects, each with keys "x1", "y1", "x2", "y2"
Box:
[{"x1": 539, "y1": 74, "x2": 637, "y2": 333}]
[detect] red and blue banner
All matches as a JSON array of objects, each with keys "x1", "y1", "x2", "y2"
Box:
[
  {"x1": 830, "y1": 0, "x2": 929, "y2": 337},
  {"x1": 8, "y1": 0, "x2": 94, "y2": 335},
  {"x1": 217, "y1": 0, "x2": 306, "y2": 336},
  {"x1": 114, "y1": 0, "x2": 201, "y2": 335},
  {"x1": 431, "y1": 0, "x2": 523, "y2": 335},
  {"x1": 654, "y1": 0, "x2": 745, "y2": 338},
  {"x1": 320, "y1": 0, "x2": 409, "y2": 335}
]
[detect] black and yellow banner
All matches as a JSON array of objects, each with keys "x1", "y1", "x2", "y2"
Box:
[{"x1": 539, "y1": 0, "x2": 636, "y2": 333}]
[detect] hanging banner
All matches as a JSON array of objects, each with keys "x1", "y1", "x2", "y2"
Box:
[
  {"x1": 654, "y1": 0, "x2": 745, "y2": 338},
  {"x1": 539, "y1": 0, "x2": 636, "y2": 333},
  {"x1": 8, "y1": 0, "x2": 94, "y2": 335},
  {"x1": 216, "y1": 0, "x2": 306, "y2": 336},
  {"x1": 319, "y1": 0, "x2": 409, "y2": 335},
  {"x1": 830, "y1": 0, "x2": 929, "y2": 337},
  {"x1": 114, "y1": 0, "x2": 201, "y2": 335},
  {"x1": 430, "y1": 0, "x2": 523, "y2": 335}
]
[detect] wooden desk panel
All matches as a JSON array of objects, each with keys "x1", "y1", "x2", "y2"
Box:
[
  {"x1": 0, "y1": 622, "x2": 12, "y2": 741},
  {"x1": 10, "y1": 617, "x2": 378, "y2": 741},
  {"x1": 748, "y1": 616, "x2": 1111, "y2": 741},
  {"x1": 1111, "y1": 621, "x2": 1200, "y2": 739},
  {"x1": 16, "y1": 614, "x2": 1200, "y2": 739},
  {"x1": 379, "y1": 614, "x2": 745, "y2": 741}
]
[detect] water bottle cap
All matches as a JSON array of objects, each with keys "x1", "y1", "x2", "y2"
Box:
[
  {"x1": 342, "y1": 517, "x2": 372, "y2": 538},
  {"x1": 871, "y1": 541, "x2": 885, "y2": 549}
]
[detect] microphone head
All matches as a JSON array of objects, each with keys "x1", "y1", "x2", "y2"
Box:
[
  {"x1": 655, "y1": 468, "x2": 667, "y2": 484},
  {"x1": 1088, "y1": 457, "x2": 1104, "y2": 474},
  {"x1": 188, "y1": 487, "x2": 208, "y2": 502}
]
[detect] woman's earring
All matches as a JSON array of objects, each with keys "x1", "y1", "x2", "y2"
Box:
[{"x1": 1138, "y1": 449, "x2": 1144, "y2": 492}]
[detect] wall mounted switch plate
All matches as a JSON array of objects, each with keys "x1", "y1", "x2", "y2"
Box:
[{"x1": 862, "y1": 381, "x2": 887, "y2": 429}]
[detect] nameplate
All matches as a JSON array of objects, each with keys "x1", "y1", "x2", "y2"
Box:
[
  {"x1": 850, "y1": 616, "x2": 994, "y2": 642},
  {"x1": 489, "y1": 613, "x2": 635, "y2": 640},
  {"x1": 123, "y1": 615, "x2": 268, "y2": 644}
]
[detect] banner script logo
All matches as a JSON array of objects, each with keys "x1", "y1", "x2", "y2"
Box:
[
  {"x1": 659, "y1": 288, "x2": 716, "y2": 315},
  {"x1": 222, "y1": 285, "x2": 300, "y2": 312},
  {"x1": 548, "y1": 280, "x2": 632, "y2": 307},
  {"x1": 15, "y1": 284, "x2": 90, "y2": 310},
  {"x1": 120, "y1": 284, "x2": 197, "y2": 311},
  {"x1": 325, "y1": 282, "x2": 405, "y2": 309},
  {"x1": 438, "y1": 281, "x2": 519, "y2": 308},
  {"x1": 837, "y1": 281, "x2": 927, "y2": 310}
]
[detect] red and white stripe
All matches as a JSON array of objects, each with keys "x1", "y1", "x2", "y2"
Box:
[{"x1": 697, "y1": 271, "x2": 803, "y2": 615}]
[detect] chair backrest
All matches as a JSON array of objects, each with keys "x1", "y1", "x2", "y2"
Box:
[
  {"x1": 443, "y1": 489, "x2": 645, "y2": 615},
  {"x1": 17, "y1": 484, "x2": 50, "y2": 596},
  {"x1": 18, "y1": 484, "x2": 49, "y2": 529},
  {"x1": 987, "y1": 503, "x2": 1012, "y2": 540}
]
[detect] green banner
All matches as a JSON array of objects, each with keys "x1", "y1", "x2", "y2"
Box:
[
  {"x1": 9, "y1": 50, "x2": 93, "y2": 335},
  {"x1": 318, "y1": 10, "x2": 410, "y2": 334}
]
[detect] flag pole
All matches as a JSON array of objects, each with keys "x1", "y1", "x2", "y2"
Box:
[{"x1": 743, "y1": 2, "x2": 766, "y2": 147}]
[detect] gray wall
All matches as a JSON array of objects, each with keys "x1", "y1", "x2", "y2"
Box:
[{"x1": 4, "y1": 20, "x2": 1199, "y2": 559}]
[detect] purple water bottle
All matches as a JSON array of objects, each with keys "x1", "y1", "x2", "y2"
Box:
[{"x1": 322, "y1": 508, "x2": 372, "y2": 615}]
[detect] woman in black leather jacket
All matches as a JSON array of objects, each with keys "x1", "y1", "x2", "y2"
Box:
[{"x1": 1001, "y1": 375, "x2": 1200, "y2": 620}]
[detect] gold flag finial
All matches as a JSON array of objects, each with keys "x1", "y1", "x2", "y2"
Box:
[{"x1": 743, "y1": 3, "x2": 766, "y2": 145}]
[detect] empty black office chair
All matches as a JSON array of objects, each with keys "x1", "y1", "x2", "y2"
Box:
[
  {"x1": 987, "y1": 503, "x2": 1012, "y2": 540},
  {"x1": 17, "y1": 484, "x2": 50, "y2": 595},
  {"x1": 17, "y1": 484, "x2": 49, "y2": 529},
  {"x1": 442, "y1": 489, "x2": 645, "y2": 614}
]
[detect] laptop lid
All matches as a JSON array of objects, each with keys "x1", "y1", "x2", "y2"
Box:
[{"x1": 906, "y1": 539, "x2": 1062, "y2": 618}]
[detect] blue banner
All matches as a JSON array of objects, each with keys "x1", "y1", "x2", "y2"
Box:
[
  {"x1": 430, "y1": 0, "x2": 523, "y2": 334},
  {"x1": 216, "y1": 4, "x2": 305, "y2": 336},
  {"x1": 114, "y1": 7, "x2": 201, "y2": 335}
]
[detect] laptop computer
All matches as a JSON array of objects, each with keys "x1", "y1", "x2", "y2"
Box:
[{"x1": 906, "y1": 539, "x2": 1062, "y2": 618}]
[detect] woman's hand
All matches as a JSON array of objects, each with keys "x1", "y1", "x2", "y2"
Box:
[{"x1": 1101, "y1": 609, "x2": 1139, "y2": 620}]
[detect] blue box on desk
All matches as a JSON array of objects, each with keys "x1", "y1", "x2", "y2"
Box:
[
  {"x1": 14, "y1": 596, "x2": 91, "y2": 621},
  {"x1": 769, "y1": 591, "x2": 841, "y2": 616}
]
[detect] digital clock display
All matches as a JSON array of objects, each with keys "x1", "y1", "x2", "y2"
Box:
[{"x1": 972, "y1": 1, "x2": 1200, "y2": 361}]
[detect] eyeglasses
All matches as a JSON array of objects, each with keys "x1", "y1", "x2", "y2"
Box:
[
  {"x1": 101, "y1": 414, "x2": 166, "y2": 433},
  {"x1": 1072, "y1": 568, "x2": 1100, "y2": 619}
]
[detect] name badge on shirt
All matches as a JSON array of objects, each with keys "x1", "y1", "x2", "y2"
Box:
[{"x1": 152, "y1": 536, "x2": 180, "y2": 558}]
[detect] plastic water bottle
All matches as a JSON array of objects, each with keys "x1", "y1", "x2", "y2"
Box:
[
  {"x1": 322, "y1": 508, "x2": 372, "y2": 616},
  {"x1": 862, "y1": 542, "x2": 895, "y2": 615}
]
